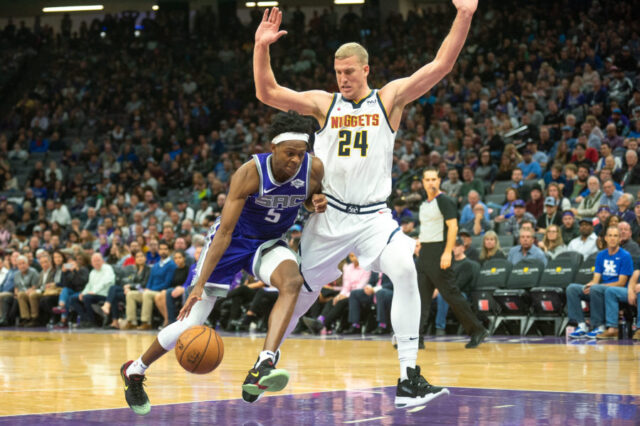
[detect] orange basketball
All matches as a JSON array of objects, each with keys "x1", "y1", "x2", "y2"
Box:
[{"x1": 175, "y1": 325, "x2": 224, "y2": 374}]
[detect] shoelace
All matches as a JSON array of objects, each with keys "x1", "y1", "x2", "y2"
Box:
[
  {"x1": 409, "y1": 367, "x2": 431, "y2": 390},
  {"x1": 130, "y1": 376, "x2": 147, "y2": 400}
]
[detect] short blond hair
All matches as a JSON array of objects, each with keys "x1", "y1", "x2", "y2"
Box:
[{"x1": 335, "y1": 42, "x2": 369, "y2": 65}]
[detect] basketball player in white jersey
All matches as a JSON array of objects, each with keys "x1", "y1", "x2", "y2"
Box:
[{"x1": 253, "y1": 0, "x2": 477, "y2": 408}]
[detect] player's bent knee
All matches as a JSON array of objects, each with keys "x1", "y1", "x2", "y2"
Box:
[{"x1": 279, "y1": 276, "x2": 304, "y2": 295}]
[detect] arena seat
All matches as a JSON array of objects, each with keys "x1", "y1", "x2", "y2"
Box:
[{"x1": 493, "y1": 259, "x2": 545, "y2": 335}]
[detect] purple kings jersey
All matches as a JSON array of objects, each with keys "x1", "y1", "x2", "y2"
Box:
[{"x1": 233, "y1": 152, "x2": 311, "y2": 240}]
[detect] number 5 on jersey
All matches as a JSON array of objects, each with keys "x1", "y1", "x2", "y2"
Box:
[
  {"x1": 264, "y1": 208, "x2": 281, "y2": 223},
  {"x1": 338, "y1": 130, "x2": 368, "y2": 157}
]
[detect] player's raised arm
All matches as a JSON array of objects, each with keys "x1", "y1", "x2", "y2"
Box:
[
  {"x1": 380, "y1": 0, "x2": 477, "y2": 124},
  {"x1": 253, "y1": 8, "x2": 332, "y2": 122},
  {"x1": 178, "y1": 162, "x2": 258, "y2": 319}
]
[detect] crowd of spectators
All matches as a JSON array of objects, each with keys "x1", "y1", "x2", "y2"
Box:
[{"x1": 1, "y1": 0, "x2": 640, "y2": 336}]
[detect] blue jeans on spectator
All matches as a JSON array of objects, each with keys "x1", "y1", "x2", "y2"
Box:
[
  {"x1": 436, "y1": 292, "x2": 467, "y2": 330},
  {"x1": 348, "y1": 288, "x2": 394, "y2": 326},
  {"x1": 59, "y1": 287, "x2": 79, "y2": 319},
  {"x1": 375, "y1": 288, "x2": 393, "y2": 325},
  {"x1": 166, "y1": 287, "x2": 184, "y2": 324},
  {"x1": 69, "y1": 293, "x2": 107, "y2": 324},
  {"x1": 348, "y1": 289, "x2": 372, "y2": 324},
  {"x1": 566, "y1": 283, "x2": 607, "y2": 328},
  {"x1": 105, "y1": 286, "x2": 125, "y2": 319},
  {"x1": 604, "y1": 286, "x2": 629, "y2": 328}
]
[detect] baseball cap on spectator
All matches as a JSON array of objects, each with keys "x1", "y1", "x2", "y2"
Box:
[
  {"x1": 33, "y1": 225, "x2": 42, "y2": 232},
  {"x1": 562, "y1": 125, "x2": 573, "y2": 132},
  {"x1": 0, "y1": 196, "x2": 6, "y2": 201},
  {"x1": 623, "y1": 45, "x2": 630, "y2": 51},
  {"x1": 513, "y1": 199, "x2": 526, "y2": 208},
  {"x1": 579, "y1": 217, "x2": 593, "y2": 225},
  {"x1": 597, "y1": 205, "x2": 611, "y2": 214},
  {"x1": 613, "y1": 108, "x2": 622, "y2": 114},
  {"x1": 522, "y1": 149, "x2": 532, "y2": 155},
  {"x1": 636, "y1": 201, "x2": 640, "y2": 207},
  {"x1": 562, "y1": 211, "x2": 574, "y2": 217},
  {"x1": 289, "y1": 224, "x2": 302, "y2": 232},
  {"x1": 458, "y1": 229, "x2": 471, "y2": 237},
  {"x1": 147, "y1": 157, "x2": 155, "y2": 164},
  {"x1": 544, "y1": 196, "x2": 558, "y2": 206}
]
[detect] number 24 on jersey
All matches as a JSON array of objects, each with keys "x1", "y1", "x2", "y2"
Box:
[{"x1": 338, "y1": 130, "x2": 368, "y2": 157}]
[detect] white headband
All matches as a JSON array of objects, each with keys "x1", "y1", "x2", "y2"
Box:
[{"x1": 271, "y1": 132, "x2": 309, "y2": 145}]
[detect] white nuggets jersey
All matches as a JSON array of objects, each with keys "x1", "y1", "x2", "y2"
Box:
[{"x1": 314, "y1": 89, "x2": 396, "y2": 205}]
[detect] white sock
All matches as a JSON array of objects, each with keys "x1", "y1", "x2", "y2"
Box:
[
  {"x1": 396, "y1": 336, "x2": 418, "y2": 380},
  {"x1": 254, "y1": 350, "x2": 276, "y2": 368},
  {"x1": 126, "y1": 356, "x2": 148, "y2": 377},
  {"x1": 578, "y1": 322, "x2": 587, "y2": 331},
  {"x1": 376, "y1": 238, "x2": 420, "y2": 381}
]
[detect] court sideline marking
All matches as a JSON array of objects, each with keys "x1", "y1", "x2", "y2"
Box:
[{"x1": 1, "y1": 384, "x2": 637, "y2": 418}]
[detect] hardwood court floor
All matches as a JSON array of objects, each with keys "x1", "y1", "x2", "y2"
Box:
[{"x1": 0, "y1": 330, "x2": 638, "y2": 417}]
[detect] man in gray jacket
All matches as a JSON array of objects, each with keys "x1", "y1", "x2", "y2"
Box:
[{"x1": 14, "y1": 255, "x2": 39, "y2": 325}]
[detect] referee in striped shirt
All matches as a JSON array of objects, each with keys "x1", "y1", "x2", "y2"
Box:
[{"x1": 417, "y1": 167, "x2": 488, "y2": 349}]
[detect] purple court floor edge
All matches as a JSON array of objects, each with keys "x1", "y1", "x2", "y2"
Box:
[{"x1": 1, "y1": 386, "x2": 638, "y2": 425}]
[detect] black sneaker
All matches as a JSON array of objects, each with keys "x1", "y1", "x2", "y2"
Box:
[
  {"x1": 395, "y1": 366, "x2": 449, "y2": 408},
  {"x1": 465, "y1": 328, "x2": 489, "y2": 349},
  {"x1": 120, "y1": 360, "x2": 151, "y2": 415},
  {"x1": 242, "y1": 350, "x2": 287, "y2": 404},
  {"x1": 372, "y1": 326, "x2": 390, "y2": 335},
  {"x1": 302, "y1": 316, "x2": 323, "y2": 334},
  {"x1": 342, "y1": 325, "x2": 361, "y2": 335}
]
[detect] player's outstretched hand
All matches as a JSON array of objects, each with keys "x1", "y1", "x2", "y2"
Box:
[
  {"x1": 452, "y1": 0, "x2": 477, "y2": 14},
  {"x1": 312, "y1": 194, "x2": 327, "y2": 213},
  {"x1": 177, "y1": 285, "x2": 204, "y2": 321},
  {"x1": 255, "y1": 7, "x2": 288, "y2": 46}
]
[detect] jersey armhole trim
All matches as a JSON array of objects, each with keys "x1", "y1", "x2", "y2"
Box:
[
  {"x1": 316, "y1": 93, "x2": 337, "y2": 135},
  {"x1": 305, "y1": 153, "x2": 313, "y2": 199},
  {"x1": 375, "y1": 90, "x2": 396, "y2": 133},
  {"x1": 252, "y1": 155, "x2": 264, "y2": 197}
]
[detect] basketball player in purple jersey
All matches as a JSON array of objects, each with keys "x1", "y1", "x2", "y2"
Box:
[
  {"x1": 120, "y1": 112, "x2": 326, "y2": 415},
  {"x1": 254, "y1": 0, "x2": 477, "y2": 408}
]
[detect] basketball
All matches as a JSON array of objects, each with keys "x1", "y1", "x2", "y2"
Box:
[{"x1": 175, "y1": 325, "x2": 224, "y2": 374}]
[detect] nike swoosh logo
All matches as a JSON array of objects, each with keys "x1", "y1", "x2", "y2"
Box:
[
  {"x1": 250, "y1": 371, "x2": 259, "y2": 377},
  {"x1": 124, "y1": 385, "x2": 129, "y2": 391},
  {"x1": 409, "y1": 337, "x2": 418, "y2": 341},
  {"x1": 263, "y1": 187, "x2": 278, "y2": 194}
]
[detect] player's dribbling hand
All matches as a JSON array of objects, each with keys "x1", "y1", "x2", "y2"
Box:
[
  {"x1": 255, "y1": 8, "x2": 288, "y2": 46},
  {"x1": 178, "y1": 285, "x2": 204, "y2": 320},
  {"x1": 440, "y1": 251, "x2": 452, "y2": 269},
  {"x1": 312, "y1": 194, "x2": 327, "y2": 213}
]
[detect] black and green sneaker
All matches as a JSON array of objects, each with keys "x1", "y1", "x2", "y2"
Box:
[
  {"x1": 120, "y1": 360, "x2": 151, "y2": 415},
  {"x1": 241, "y1": 350, "x2": 287, "y2": 403}
]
